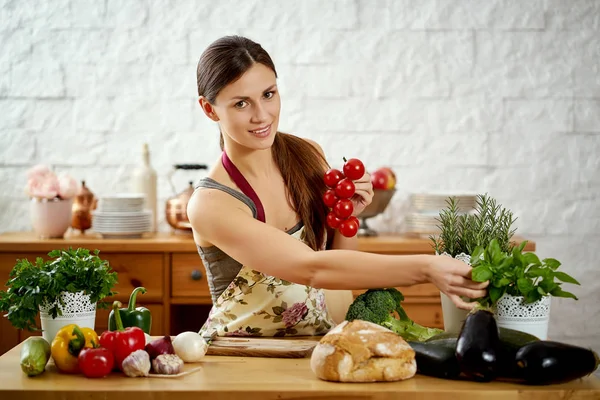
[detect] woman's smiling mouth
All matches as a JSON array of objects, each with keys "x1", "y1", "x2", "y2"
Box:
[{"x1": 248, "y1": 124, "x2": 271, "y2": 138}]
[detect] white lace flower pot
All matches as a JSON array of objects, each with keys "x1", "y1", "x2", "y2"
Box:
[
  {"x1": 495, "y1": 293, "x2": 550, "y2": 340},
  {"x1": 438, "y1": 252, "x2": 473, "y2": 334},
  {"x1": 39, "y1": 291, "x2": 97, "y2": 343}
]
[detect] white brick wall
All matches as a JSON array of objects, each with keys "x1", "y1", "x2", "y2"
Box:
[{"x1": 1, "y1": 0, "x2": 599, "y2": 355}]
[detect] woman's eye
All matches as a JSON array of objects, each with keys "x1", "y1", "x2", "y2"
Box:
[
  {"x1": 234, "y1": 101, "x2": 247, "y2": 109},
  {"x1": 264, "y1": 91, "x2": 275, "y2": 99}
]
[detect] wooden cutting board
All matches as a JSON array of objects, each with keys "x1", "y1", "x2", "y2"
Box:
[{"x1": 206, "y1": 337, "x2": 321, "y2": 358}]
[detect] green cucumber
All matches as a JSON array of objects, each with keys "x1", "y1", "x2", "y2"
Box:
[{"x1": 20, "y1": 337, "x2": 51, "y2": 377}]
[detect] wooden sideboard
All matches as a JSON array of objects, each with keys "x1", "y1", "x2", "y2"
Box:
[{"x1": 0, "y1": 231, "x2": 535, "y2": 356}]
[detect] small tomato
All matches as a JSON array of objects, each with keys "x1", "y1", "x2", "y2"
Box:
[
  {"x1": 78, "y1": 346, "x2": 114, "y2": 378},
  {"x1": 323, "y1": 169, "x2": 344, "y2": 188},
  {"x1": 326, "y1": 212, "x2": 344, "y2": 229},
  {"x1": 335, "y1": 178, "x2": 355, "y2": 199},
  {"x1": 343, "y1": 158, "x2": 365, "y2": 181},
  {"x1": 323, "y1": 189, "x2": 338, "y2": 208},
  {"x1": 333, "y1": 199, "x2": 354, "y2": 219},
  {"x1": 339, "y1": 216, "x2": 359, "y2": 238}
]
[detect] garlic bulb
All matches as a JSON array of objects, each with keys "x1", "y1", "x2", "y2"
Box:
[
  {"x1": 122, "y1": 350, "x2": 151, "y2": 377},
  {"x1": 152, "y1": 354, "x2": 184, "y2": 375}
]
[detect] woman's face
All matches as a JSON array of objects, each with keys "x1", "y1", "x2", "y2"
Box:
[{"x1": 211, "y1": 63, "x2": 280, "y2": 151}]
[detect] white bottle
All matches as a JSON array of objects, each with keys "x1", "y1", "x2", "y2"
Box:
[{"x1": 130, "y1": 143, "x2": 158, "y2": 232}]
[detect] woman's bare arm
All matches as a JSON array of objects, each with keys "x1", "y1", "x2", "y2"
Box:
[
  {"x1": 188, "y1": 187, "x2": 486, "y2": 311},
  {"x1": 189, "y1": 188, "x2": 425, "y2": 286}
]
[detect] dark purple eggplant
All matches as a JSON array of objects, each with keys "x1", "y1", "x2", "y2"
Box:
[
  {"x1": 455, "y1": 309, "x2": 501, "y2": 382},
  {"x1": 428, "y1": 327, "x2": 539, "y2": 379},
  {"x1": 408, "y1": 341, "x2": 461, "y2": 380},
  {"x1": 515, "y1": 340, "x2": 600, "y2": 385}
]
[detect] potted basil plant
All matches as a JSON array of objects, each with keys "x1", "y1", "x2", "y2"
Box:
[
  {"x1": 470, "y1": 238, "x2": 580, "y2": 339},
  {"x1": 0, "y1": 247, "x2": 118, "y2": 342}
]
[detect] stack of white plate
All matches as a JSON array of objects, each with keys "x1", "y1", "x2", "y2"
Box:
[
  {"x1": 404, "y1": 193, "x2": 477, "y2": 237},
  {"x1": 92, "y1": 194, "x2": 152, "y2": 239},
  {"x1": 410, "y1": 193, "x2": 477, "y2": 212}
]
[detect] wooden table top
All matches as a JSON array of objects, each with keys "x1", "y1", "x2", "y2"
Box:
[
  {"x1": 0, "y1": 341, "x2": 597, "y2": 400},
  {"x1": 0, "y1": 231, "x2": 536, "y2": 254}
]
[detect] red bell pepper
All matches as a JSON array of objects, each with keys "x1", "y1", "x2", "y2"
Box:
[
  {"x1": 78, "y1": 343, "x2": 114, "y2": 378},
  {"x1": 99, "y1": 300, "x2": 146, "y2": 371}
]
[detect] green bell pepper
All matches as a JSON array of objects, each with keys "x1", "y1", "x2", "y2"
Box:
[{"x1": 108, "y1": 287, "x2": 152, "y2": 334}]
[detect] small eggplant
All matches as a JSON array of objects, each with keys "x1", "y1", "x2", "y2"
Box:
[
  {"x1": 455, "y1": 309, "x2": 501, "y2": 382},
  {"x1": 408, "y1": 341, "x2": 461, "y2": 380},
  {"x1": 515, "y1": 341, "x2": 600, "y2": 385}
]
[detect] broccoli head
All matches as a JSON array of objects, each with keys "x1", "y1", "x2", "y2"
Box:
[{"x1": 345, "y1": 288, "x2": 442, "y2": 342}]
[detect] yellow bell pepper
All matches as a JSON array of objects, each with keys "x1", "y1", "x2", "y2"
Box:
[{"x1": 50, "y1": 324, "x2": 98, "y2": 374}]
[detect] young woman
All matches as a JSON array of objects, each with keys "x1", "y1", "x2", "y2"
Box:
[{"x1": 188, "y1": 35, "x2": 488, "y2": 338}]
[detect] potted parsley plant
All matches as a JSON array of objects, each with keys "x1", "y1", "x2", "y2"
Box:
[
  {"x1": 0, "y1": 247, "x2": 118, "y2": 342},
  {"x1": 470, "y1": 238, "x2": 580, "y2": 339}
]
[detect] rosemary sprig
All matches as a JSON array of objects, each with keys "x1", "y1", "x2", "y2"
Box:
[{"x1": 430, "y1": 194, "x2": 517, "y2": 257}]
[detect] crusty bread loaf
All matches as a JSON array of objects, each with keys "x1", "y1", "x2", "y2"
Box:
[{"x1": 310, "y1": 320, "x2": 417, "y2": 382}]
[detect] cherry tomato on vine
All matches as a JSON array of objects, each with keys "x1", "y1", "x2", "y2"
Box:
[
  {"x1": 339, "y1": 216, "x2": 359, "y2": 238},
  {"x1": 323, "y1": 169, "x2": 344, "y2": 188},
  {"x1": 333, "y1": 198, "x2": 354, "y2": 219},
  {"x1": 326, "y1": 212, "x2": 343, "y2": 229},
  {"x1": 335, "y1": 178, "x2": 355, "y2": 199},
  {"x1": 323, "y1": 189, "x2": 338, "y2": 208},
  {"x1": 343, "y1": 158, "x2": 365, "y2": 181}
]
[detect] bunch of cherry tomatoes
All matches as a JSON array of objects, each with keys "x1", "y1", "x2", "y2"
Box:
[{"x1": 323, "y1": 158, "x2": 365, "y2": 238}]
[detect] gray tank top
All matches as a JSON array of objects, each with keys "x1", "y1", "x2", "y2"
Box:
[{"x1": 195, "y1": 177, "x2": 303, "y2": 304}]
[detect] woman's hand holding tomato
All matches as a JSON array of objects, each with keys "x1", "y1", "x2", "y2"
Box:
[{"x1": 322, "y1": 158, "x2": 373, "y2": 238}]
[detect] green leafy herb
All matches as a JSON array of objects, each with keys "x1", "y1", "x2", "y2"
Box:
[
  {"x1": 431, "y1": 194, "x2": 518, "y2": 257},
  {"x1": 470, "y1": 238, "x2": 580, "y2": 307},
  {"x1": 0, "y1": 248, "x2": 118, "y2": 331}
]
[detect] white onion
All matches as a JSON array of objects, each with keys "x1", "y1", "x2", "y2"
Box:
[{"x1": 172, "y1": 331, "x2": 208, "y2": 362}]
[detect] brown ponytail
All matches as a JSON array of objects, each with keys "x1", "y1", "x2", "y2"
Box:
[
  {"x1": 272, "y1": 132, "x2": 329, "y2": 251},
  {"x1": 197, "y1": 36, "x2": 329, "y2": 250}
]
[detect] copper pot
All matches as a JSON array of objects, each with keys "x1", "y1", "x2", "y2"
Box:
[
  {"x1": 71, "y1": 180, "x2": 97, "y2": 234},
  {"x1": 165, "y1": 164, "x2": 207, "y2": 232}
]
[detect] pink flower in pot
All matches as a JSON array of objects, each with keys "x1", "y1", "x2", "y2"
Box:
[
  {"x1": 26, "y1": 175, "x2": 60, "y2": 199},
  {"x1": 25, "y1": 165, "x2": 78, "y2": 200},
  {"x1": 57, "y1": 173, "x2": 78, "y2": 199},
  {"x1": 25, "y1": 164, "x2": 80, "y2": 238}
]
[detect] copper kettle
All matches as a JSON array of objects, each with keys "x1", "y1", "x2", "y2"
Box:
[{"x1": 165, "y1": 164, "x2": 208, "y2": 232}]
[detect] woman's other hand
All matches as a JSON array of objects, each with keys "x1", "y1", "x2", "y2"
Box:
[
  {"x1": 426, "y1": 255, "x2": 489, "y2": 310},
  {"x1": 350, "y1": 172, "x2": 374, "y2": 217}
]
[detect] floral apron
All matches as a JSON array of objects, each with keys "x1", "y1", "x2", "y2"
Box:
[{"x1": 198, "y1": 152, "x2": 337, "y2": 338}]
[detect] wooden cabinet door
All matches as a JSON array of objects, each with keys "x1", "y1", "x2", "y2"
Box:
[
  {"x1": 171, "y1": 253, "x2": 211, "y2": 302},
  {"x1": 0, "y1": 255, "x2": 20, "y2": 355},
  {"x1": 99, "y1": 253, "x2": 164, "y2": 303}
]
